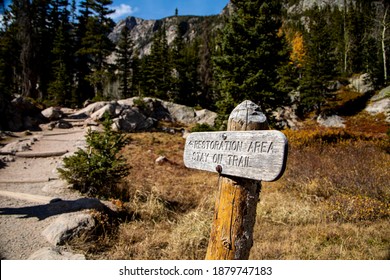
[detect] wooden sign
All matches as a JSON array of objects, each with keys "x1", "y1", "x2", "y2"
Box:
[{"x1": 184, "y1": 130, "x2": 288, "y2": 182}]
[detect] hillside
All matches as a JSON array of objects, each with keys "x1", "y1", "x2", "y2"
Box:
[{"x1": 0, "y1": 0, "x2": 389, "y2": 132}]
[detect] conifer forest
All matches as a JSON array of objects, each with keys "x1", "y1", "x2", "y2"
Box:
[{"x1": 0, "y1": 0, "x2": 389, "y2": 126}]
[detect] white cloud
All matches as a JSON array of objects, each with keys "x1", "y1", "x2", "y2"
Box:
[{"x1": 110, "y1": 4, "x2": 138, "y2": 20}]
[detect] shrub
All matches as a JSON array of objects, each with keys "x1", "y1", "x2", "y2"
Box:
[
  {"x1": 58, "y1": 117, "x2": 130, "y2": 198},
  {"x1": 326, "y1": 194, "x2": 390, "y2": 222},
  {"x1": 190, "y1": 123, "x2": 217, "y2": 132}
]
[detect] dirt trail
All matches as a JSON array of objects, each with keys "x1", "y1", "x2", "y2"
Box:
[{"x1": 0, "y1": 127, "x2": 87, "y2": 259}]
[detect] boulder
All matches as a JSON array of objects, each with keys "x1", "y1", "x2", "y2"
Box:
[
  {"x1": 6, "y1": 97, "x2": 45, "y2": 131},
  {"x1": 69, "y1": 101, "x2": 108, "y2": 119},
  {"x1": 28, "y1": 247, "x2": 85, "y2": 260},
  {"x1": 42, "y1": 212, "x2": 96, "y2": 246},
  {"x1": 349, "y1": 73, "x2": 374, "y2": 94},
  {"x1": 90, "y1": 102, "x2": 118, "y2": 121},
  {"x1": 112, "y1": 108, "x2": 155, "y2": 132},
  {"x1": 57, "y1": 120, "x2": 73, "y2": 129},
  {"x1": 195, "y1": 109, "x2": 218, "y2": 126},
  {"x1": 317, "y1": 114, "x2": 345, "y2": 128},
  {"x1": 41, "y1": 107, "x2": 63, "y2": 121},
  {"x1": 365, "y1": 86, "x2": 390, "y2": 122},
  {"x1": 163, "y1": 101, "x2": 197, "y2": 125},
  {"x1": 273, "y1": 106, "x2": 300, "y2": 129}
]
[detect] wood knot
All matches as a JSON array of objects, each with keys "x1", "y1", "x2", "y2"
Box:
[{"x1": 222, "y1": 238, "x2": 232, "y2": 250}]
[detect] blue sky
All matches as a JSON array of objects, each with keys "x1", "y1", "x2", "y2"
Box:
[
  {"x1": 109, "y1": 0, "x2": 229, "y2": 21},
  {"x1": 1, "y1": 0, "x2": 229, "y2": 23}
]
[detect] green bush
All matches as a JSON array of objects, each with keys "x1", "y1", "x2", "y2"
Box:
[
  {"x1": 190, "y1": 123, "x2": 217, "y2": 132},
  {"x1": 58, "y1": 117, "x2": 130, "y2": 198}
]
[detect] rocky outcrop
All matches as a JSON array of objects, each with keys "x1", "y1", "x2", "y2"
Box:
[
  {"x1": 365, "y1": 86, "x2": 390, "y2": 122},
  {"x1": 2, "y1": 97, "x2": 46, "y2": 131},
  {"x1": 112, "y1": 108, "x2": 156, "y2": 132},
  {"x1": 348, "y1": 73, "x2": 375, "y2": 95},
  {"x1": 66, "y1": 97, "x2": 217, "y2": 132}
]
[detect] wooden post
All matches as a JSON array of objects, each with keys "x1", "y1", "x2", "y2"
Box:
[{"x1": 205, "y1": 100, "x2": 269, "y2": 260}]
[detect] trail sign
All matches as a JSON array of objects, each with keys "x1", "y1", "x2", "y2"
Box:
[
  {"x1": 184, "y1": 130, "x2": 288, "y2": 182},
  {"x1": 183, "y1": 100, "x2": 289, "y2": 260}
]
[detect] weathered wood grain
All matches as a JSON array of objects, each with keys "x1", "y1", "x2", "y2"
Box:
[{"x1": 184, "y1": 130, "x2": 288, "y2": 182}]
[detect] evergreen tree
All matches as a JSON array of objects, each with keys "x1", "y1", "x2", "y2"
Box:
[
  {"x1": 0, "y1": 11, "x2": 18, "y2": 99},
  {"x1": 116, "y1": 25, "x2": 134, "y2": 97},
  {"x1": 48, "y1": 2, "x2": 74, "y2": 106},
  {"x1": 298, "y1": 5, "x2": 338, "y2": 115},
  {"x1": 145, "y1": 23, "x2": 172, "y2": 99},
  {"x1": 74, "y1": 0, "x2": 94, "y2": 104},
  {"x1": 77, "y1": 0, "x2": 115, "y2": 99},
  {"x1": 213, "y1": 0, "x2": 289, "y2": 121},
  {"x1": 9, "y1": 0, "x2": 39, "y2": 98},
  {"x1": 171, "y1": 19, "x2": 200, "y2": 106}
]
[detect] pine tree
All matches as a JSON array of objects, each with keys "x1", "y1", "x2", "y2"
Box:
[
  {"x1": 146, "y1": 23, "x2": 172, "y2": 99},
  {"x1": 213, "y1": 0, "x2": 289, "y2": 121},
  {"x1": 171, "y1": 19, "x2": 200, "y2": 106},
  {"x1": 298, "y1": 5, "x2": 338, "y2": 115},
  {"x1": 9, "y1": 0, "x2": 39, "y2": 99},
  {"x1": 78, "y1": 0, "x2": 115, "y2": 99},
  {"x1": 116, "y1": 25, "x2": 134, "y2": 97},
  {"x1": 46, "y1": 0, "x2": 76, "y2": 106}
]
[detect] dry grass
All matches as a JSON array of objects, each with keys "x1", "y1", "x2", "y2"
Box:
[{"x1": 73, "y1": 125, "x2": 389, "y2": 260}]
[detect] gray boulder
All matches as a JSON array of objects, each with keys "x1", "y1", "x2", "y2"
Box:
[
  {"x1": 365, "y1": 86, "x2": 390, "y2": 122},
  {"x1": 349, "y1": 73, "x2": 374, "y2": 94},
  {"x1": 317, "y1": 114, "x2": 345, "y2": 128},
  {"x1": 195, "y1": 109, "x2": 218, "y2": 126},
  {"x1": 163, "y1": 101, "x2": 197, "y2": 125},
  {"x1": 28, "y1": 247, "x2": 85, "y2": 260},
  {"x1": 42, "y1": 212, "x2": 96, "y2": 246},
  {"x1": 112, "y1": 108, "x2": 155, "y2": 132},
  {"x1": 91, "y1": 102, "x2": 119, "y2": 121},
  {"x1": 41, "y1": 107, "x2": 63, "y2": 121},
  {"x1": 69, "y1": 101, "x2": 108, "y2": 119}
]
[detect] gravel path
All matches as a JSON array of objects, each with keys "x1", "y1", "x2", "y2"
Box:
[{"x1": 0, "y1": 127, "x2": 87, "y2": 260}]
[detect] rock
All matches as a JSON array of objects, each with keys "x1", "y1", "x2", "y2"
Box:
[
  {"x1": 60, "y1": 107, "x2": 76, "y2": 116},
  {"x1": 273, "y1": 106, "x2": 300, "y2": 129},
  {"x1": 0, "y1": 138, "x2": 38, "y2": 154},
  {"x1": 195, "y1": 109, "x2": 218, "y2": 126},
  {"x1": 155, "y1": 156, "x2": 168, "y2": 165},
  {"x1": 112, "y1": 108, "x2": 155, "y2": 132},
  {"x1": 41, "y1": 107, "x2": 63, "y2": 121},
  {"x1": 42, "y1": 212, "x2": 96, "y2": 246},
  {"x1": 317, "y1": 114, "x2": 345, "y2": 128},
  {"x1": 348, "y1": 73, "x2": 374, "y2": 94},
  {"x1": 69, "y1": 101, "x2": 108, "y2": 119},
  {"x1": 163, "y1": 101, "x2": 197, "y2": 125},
  {"x1": 6, "y1": 96, "x2": 45, "y2": 131},
  {"x1": 1, "y1": 155, "x2": 15, "y2": 162},
  {"x1": 90, "y1": 102, "x2": 118, "y2": 121},
  {"x1": 365, "y1": 86, "x2": 390, "y2": 122},
  {"x1": 83, "y1": 119, "x2": 99, "y2": 127},
  {"x1": 57, "y1": 120, "x2": 73, "y2": 129},
  {"x1": 28, "y1": 247, "x2": 85, "y2": 260}
]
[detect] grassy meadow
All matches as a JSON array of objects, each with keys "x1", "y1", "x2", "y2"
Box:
[{"x1": 70, "y1": 113, "x2": 390, "y2": 260}]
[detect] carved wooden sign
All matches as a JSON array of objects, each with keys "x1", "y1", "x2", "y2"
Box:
[{"x1": 184, "y1": 130, "x2": 288, "y2": 182}]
